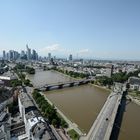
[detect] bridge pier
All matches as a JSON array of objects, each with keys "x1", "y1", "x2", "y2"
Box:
[
  {"x1": 58, "y1": 84, "x2": 63, "y2": 89},
  {"x1": 78, "y1": 81, "x2": 84, "y2": 85},
  {"x1": 85, "y1": 81, "x2": 89, "y2": 84},
  {"x1": 69, "y1": 82, "x2": 74, "y2": 87},
  {"x1": 46, "y1": 86, "x2": 51, "y2": 91}
]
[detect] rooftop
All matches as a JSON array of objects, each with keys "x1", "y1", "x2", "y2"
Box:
[
  {"x1": 0, "y1": 71, "x2": 17, "y2": 80},
  {"x1": 19, "y1": 89, "x2": 53, "y2": 140},
  {"x1": 129, "y1": 77, "x2": 140, "y2": 85},
  {"x1": 31, "y1": 117, "x2": 51, "y2": 140},
  {"x1": 19, "y1": 90, "x2": 34, "y2": 109}
]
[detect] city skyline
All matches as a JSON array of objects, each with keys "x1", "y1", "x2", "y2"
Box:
[{"x1": 0, "y1": 0, "x2": 140, "y2": 60}]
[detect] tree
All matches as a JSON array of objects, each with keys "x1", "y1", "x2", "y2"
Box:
[
  {"x1": 61, "y1": 119, "x2": 68, "y2": 128},
  {"x1": 97, "y1": 76, "x2": 113, "y2": 86},
  {"x1": 14, "y1": 63, "x2": 25, "y2": 70},
  {"x1": 52, "y1": 119, "x2": 57, "y2": 127},
  {"x1": 26, "y1": 66, "x2": 35, "y2": 74},
  {"x1": 24, "y1": 79, "x2": 30, "y2": 86},
  {"x1": 41, "y1": 104, "x2": 47, "y2": 112},
  {"x1": 136, "y1": 91, "x2": 140, "y2": 96},
  {"x1": 36, "y1": 97, "x2": 44, "y2": 106},
  {"x1": 32, "y1": 90, "x2": 67, "y2": 128},
  {"x1": 10, "y1": 79, "x2": 22, "y2": 87}
]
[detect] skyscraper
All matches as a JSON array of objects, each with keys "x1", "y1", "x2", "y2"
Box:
[
  {"x1": 13, "y1": 51, "x2": 19, "y2": 60},
  {"x1": 3, "y1": 51, "x2": 6, "y2": 60},
  {"x1": 26, "y1": 44, "x2": 31, "y2": 60},
  {"x1": 20, "y1": 50, "x2": 25, "y2": 57},
  {"x1": 32, "y1": 49, "x2": 37, "y2": 60},
  {"x1": 6, "y1": 52, "x2": 9, "y2": 60},
  {"x1": 20, "y1": 50, "x2": 27, "y2": 60},
  {"x1": 48, "y1": 53, "x2": 51, "y2": 60},
  {"x1": 9, "y1": 50, "x2": 14, "y2": 60},
  {"x1": 69, "y1": 54, "x2": 73, "y2": 61}
]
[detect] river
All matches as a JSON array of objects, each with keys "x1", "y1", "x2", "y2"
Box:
[
  {"x1": 27, "y1": 69, "x2": 74, "y2": 87},
  {"x1": 118, "y1": 102, "x2": 140, "y2": 140},
  {"x1": 27, "y1": 70, "x2": 140, "y2": 140}
]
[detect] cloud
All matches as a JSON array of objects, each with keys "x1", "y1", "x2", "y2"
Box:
[
  {"x1": 39, "y1": 43, "x2": 69, "y2": 57},
  {"x1": 41, "y1": 44, "x2": 61, "y2": 52},
  {"x1": 78, "y1": 49, "x2": 90, "y2": 54}
]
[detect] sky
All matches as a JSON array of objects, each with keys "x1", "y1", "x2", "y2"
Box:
[{"x1": 0, "y1": 0, "x2": 140, "y2": 60}]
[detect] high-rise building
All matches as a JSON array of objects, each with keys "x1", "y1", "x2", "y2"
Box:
[
  {"x1": 1, "y1": 45, "x2": 40, "y2": 61},
  {"x1": 7, "y1": 50, "x2": 19, "y2": 60},
  {"x1": 50, "y1": 58, "x2": 54, "y2": 65},
  {"x1": 9, "y1": 50, "x2": 14, "y2": 60},
  {"x1": 20, "y1": 50, "x2": 25, "y2": 57},
  {"x1": 3, "y1": 51, "x2": 6, "y2": 60},
  {"x1": 13, "y1": 51, "x2": 19, "y2": 60},
  {"x1": 69, "y1": 54, "x2": 73, "y2": 61},
  {"x1": 32, "y1": 49, "x2": 37, "y2": 60},
  {"x1": 48, "y1": 53, "x2": 51, "y2": 60},
  {"x1": 6, "y1": 52, "x2": 9, "y2": 60},
  {"x1": 20, "y1": 50, "x2": 27, "y2": 60},
  {"x1": 26, "y1": 44, "x2": 31, "y2": 60},
  {"x1": 36, "y1": 53, "x2": 38, "y2": 60}
]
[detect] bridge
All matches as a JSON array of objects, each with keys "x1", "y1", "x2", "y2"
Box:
[
  {"x1": 35, "y1": 79, "x2": 93, "y2": 91},
  {"x1": 80, "y1": 83, "x2": 125, "y2": 140}
]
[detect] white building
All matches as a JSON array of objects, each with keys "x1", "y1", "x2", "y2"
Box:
[
  {"x1": 0, "y1": 71, "x2": 17, "y2": 81},
  {"x1": 18, "y1": 90, "x2": 52, "y2": 140}
]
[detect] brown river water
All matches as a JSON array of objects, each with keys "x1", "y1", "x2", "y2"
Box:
[{"x1": 27, "y1": 70, "x2": 140, "y2": 140}]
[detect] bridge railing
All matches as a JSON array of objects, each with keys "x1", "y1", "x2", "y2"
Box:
[{"x1": 36, "y1": 79, "x2": 92, "y2": 89}]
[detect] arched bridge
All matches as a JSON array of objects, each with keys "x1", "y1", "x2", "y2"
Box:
[{"x1": 35, "y1": 79, "x2": 93, "y2": 91}]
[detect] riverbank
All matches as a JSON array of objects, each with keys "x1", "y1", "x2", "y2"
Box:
[
  {"x1": 51, "y1": 70, "x2": 80, "y2": 81},
  {"x1": 52, "y1": 69, "x2": 111, "y2": 92},
  {"x1": 24, "y1": 69, "x2": 140, "y2": 140},
  {"x1": 93, "y1": 83, "x2": 140, "y2": 106},
  {"x1": 90, "y1": 84, "x2": 111, "y2": 92},
  {"x1": 40, "y1": 92, "x2": 85, "y2": 137},
  {"x1": 127, "y1": 94, "x2": 140, "y2": 106},
  {"x1": 27, "y1": 69, "x2": 110, "y2": 134}
]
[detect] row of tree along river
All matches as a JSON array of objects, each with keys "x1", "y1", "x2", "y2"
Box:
[{"x1": 27, "y1": 69, "x2": 140, "y2": 140}]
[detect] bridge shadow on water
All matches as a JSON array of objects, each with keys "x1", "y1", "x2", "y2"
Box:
[{"x1": 110, "y1": 91, "x2": 131, "y2": 140}]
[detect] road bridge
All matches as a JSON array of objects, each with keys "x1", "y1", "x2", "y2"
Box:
[
  {"x1": 35, "y1": 79, "x2": 92, "y2": 91},
  {"x1": 80, "y1": 83, "x2": 125, "y2": 140}
]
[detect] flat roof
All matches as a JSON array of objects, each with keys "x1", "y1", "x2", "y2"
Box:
[
  {"x1": 0, "y1": 71, "x2": 17, "y2": 80},
  {"x1": 19, "y1": 91, "x2": 34, "y2": 109}
]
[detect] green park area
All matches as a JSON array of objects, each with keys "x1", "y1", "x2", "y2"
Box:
[{"x1": 68, "y1": 129, "x2": 80, "y2": 140}]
